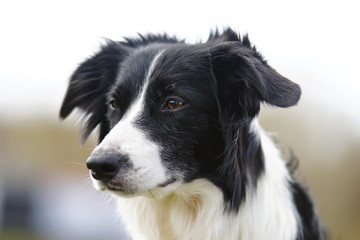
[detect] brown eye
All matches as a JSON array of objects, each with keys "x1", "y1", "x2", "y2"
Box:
[
  {"x1": 166, "y1": 98, "x2": 184, "y2": 110},
  {"x1": 109, "y1": 100, "x2": 120, "y2": 109}
]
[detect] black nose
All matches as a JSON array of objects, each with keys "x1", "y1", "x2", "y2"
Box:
[{"x1": 86, "y1": 153, "x2": 124, "y2": 181}]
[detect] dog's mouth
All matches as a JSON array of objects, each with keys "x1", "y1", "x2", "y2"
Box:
[
  {"x1": 93, "y1": 177, "x2": 178, "y2": 193},
  {"x1": 158, "y1": 178, "x2": 177, "y2": 188}
]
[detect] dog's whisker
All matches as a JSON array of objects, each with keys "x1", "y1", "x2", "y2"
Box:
[
  {"x1": 101, "y1": 193, "x2": 114, "y2": 208},
  {"x1": 76, "y1": 175, "x2": 93, "y2": 191},
  {"x1": 69, "y1": 161, "x2": 86, "y2": 166}
]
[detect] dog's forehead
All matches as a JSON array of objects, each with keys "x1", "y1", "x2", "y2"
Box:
[
  {"x1": 112, "y1": 45, "x2": 170, "y2": 95},
  {"x1": 111, "y1": 43, "x2": 211, "y2": 103},
  {"x1": 115, "y1": 46, "x2": 163, "y2": 88}
]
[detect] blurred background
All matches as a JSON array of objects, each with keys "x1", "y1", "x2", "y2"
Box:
[{"x1": 0, "y1": 0, "x2": 359, "y2": 239}]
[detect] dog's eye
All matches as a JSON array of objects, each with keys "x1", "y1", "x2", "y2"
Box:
[
  {"x1": 109, "y1": 100, "x2": 120, "y2": 110},
  {"x1": 166, "y1": 98, "x2": 184, "y2": 110}
]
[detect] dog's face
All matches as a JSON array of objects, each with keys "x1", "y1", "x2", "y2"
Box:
[
  {"x1": 89, "y1": 45, "x2": 223, "y2": 194},
  {"x1": 60, "y1": 29, "x2": 301, "y2": 204}
]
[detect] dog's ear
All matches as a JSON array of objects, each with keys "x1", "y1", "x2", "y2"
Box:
[
  {"x1": 60, "y1": 40, "x2": 129, "y2": 143},
  {"x1": 210, "y1": 39, "x2": 300, "y2": 211},
  {"x1": 210, "y1": 41, "x2": 301, "y2": 114}
]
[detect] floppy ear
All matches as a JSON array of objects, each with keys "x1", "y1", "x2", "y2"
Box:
[
  {"x1": 210, "y1": 41, "x2": 301, "y2": 111},
  {"x1": 209, "y1": 39, "x2": 300, "y2": 212},
  {"x1": 60, "y1": 40, "x2": 128, "y2": 143}
]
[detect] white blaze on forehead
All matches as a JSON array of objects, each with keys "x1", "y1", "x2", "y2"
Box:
[
  {"x1": 122, "y1": 50, "x2": 164, "y2": 122},
  {"x1": 93, "y1": 50, "x2": 167, "y2": 190}
]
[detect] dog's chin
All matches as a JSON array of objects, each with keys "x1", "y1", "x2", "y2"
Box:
[{"x1": 91, "y1": 177, "x2": 180, "y2": 198}]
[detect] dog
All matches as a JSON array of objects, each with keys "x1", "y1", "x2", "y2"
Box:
[{"x1": 60, "y1": 28, "x2": 324, "y2": 240}]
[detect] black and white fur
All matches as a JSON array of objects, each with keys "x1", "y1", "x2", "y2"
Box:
[{"x1": 60, "y1": 28, "x2": 323, "y2": 240}]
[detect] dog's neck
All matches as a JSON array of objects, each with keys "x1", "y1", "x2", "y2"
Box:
[{"x1": 115, "y1": 120, "x2": 300, "y2": 240}]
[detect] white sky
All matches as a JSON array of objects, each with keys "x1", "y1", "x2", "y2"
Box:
[{"x1": 0, "y1": 0, "x2": 359, "y2": 124}]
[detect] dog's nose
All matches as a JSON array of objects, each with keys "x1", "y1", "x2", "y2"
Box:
[{"x1": 86, "y1": 154, "x2": 123, "y2": 181}]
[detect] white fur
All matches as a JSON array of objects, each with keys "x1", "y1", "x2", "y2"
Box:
[
  {"x1": 238, "y1": 120, "x2": 301, "y2": 240},
  {"x1": 115, "y1": 119, "x2": 301, "y2": 240},
  {"x1": 90, "y1": 51, "x2": 169, "y2": 193}
]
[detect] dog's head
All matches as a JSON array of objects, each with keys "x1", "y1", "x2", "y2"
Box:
[{"x1": 60, "y1": 29, "x2": 300, "y2": 210}]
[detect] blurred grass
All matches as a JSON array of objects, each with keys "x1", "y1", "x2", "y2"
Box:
[
  {"x1": 0, "y1": 118, "x2": 94, "y2": 179},
  {"x1": 260, "y1": 105, "x2": 360, "y2": 240},
  {"x1": 0, "y1": 230, "x2": 44, "y2": 240}
]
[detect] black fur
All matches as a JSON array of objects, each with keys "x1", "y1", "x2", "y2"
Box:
[
  {"x1": 60, "y1": 27, "x2": 322, "y2": 239},
  {"x1": 60, "y1": 40, "x2": 129, "y2": 142},
  {"x1": 121, "y1": 33, "x2": 183, "y2": 48},
  {"x1": 291, "y1": 182, "x2": 325, "y2": 240}
]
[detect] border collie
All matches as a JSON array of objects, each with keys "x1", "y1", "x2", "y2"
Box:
[{"x1": 60, "y1": 28, "x2": 323, "y2": 240}]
